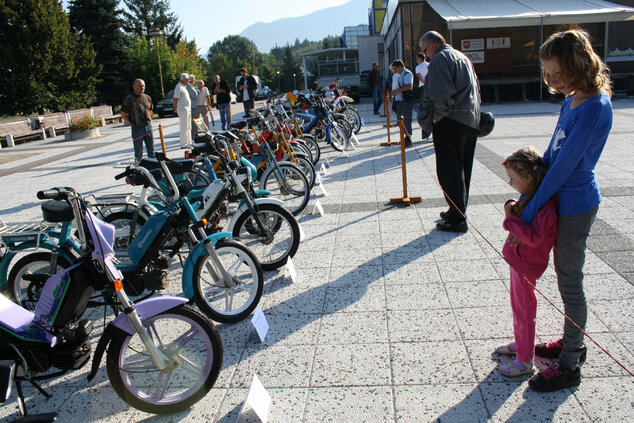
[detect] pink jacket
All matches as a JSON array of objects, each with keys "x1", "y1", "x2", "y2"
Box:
[{"x1": 502, "y1": 197, "x2": 558, "y2": 281}]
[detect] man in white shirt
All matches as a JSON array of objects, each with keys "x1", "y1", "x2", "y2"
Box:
[
  {"x1": 415, "y1": 53, "x2": 430, "y2": 141},
  {"x1": 172, "y1": 73, "x2": 192, "y2": 148},
  {"x1": 196, "y1": 79, "x2": 212, "y2": 129}
]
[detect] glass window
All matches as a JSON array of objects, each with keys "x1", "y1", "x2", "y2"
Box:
[{"x1": 402, "y1": 3, "x2": 410, "y2": 25}]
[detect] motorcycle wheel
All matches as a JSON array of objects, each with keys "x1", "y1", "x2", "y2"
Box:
[
  {"x1": 103, "y1": 211, "x2": 147, "y2": 252},
  {"x1": 193, "y1": 239, "x2": 263, "y2": 323},
  {"x1": 260, "y1": 162, "x2": 310, "y2": 215},
  {"x1": 232, "y1": 203, "x2": 300, "y2": 271},
  {"x1": 107, "y1": 304, "x2": 222, "y2": 414},
  {"x1": 7, "y1": 252, "x2": 71, "y2": 309},
  {"x1": 328, "y1": 124, "x2": 349, "y2": 152},
  {"x1": 300, "y1": 135, "x2": 321, "y2": 165}
]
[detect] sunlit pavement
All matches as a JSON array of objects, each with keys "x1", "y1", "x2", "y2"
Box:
[{"x1": 1, "y1": 97, "x2": 633, "y2": 422}]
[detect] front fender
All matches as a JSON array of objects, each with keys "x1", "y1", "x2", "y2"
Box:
[
  {"x1": 227, "y1": 197, "x2": 284, "y2": 233},
  {"x1": 111, "y1": 296, "x2": 189, "y2": 335},
  {"x1": 181, "y1": 232, "x2": 232, "y2": 299}
]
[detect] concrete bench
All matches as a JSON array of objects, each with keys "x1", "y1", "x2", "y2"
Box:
[
  {"x1": 67, "y1": 108, "x2": 92, "y2": 124},
  {"x1": 0, "y1": 118, "x2": 45, "y2": 148},
  {"x1": 91, "y1": 105, "x2": 122, "y2": 125},
  {"x1": 38, "y1": 112, "x2": 70, "y2": 138}
]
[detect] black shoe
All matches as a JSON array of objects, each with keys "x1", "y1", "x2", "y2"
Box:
[
  {"x1": 535, "y1": 338, "x2": 587, "y2": 364},
  {"x1": 404, "y1": 136, "x2": 412, "y2": 147},
  {"x1": 436, "y1": 219, "x2": 468, "y2": 233},
  {"x1": 440, "y1": 210, "x2": 450, "y2": 220},
  {"x1": 373, "y1": 111, "x2": 380, "y2": 115},
  {"x1": 528, "y1": 361, "x2": 581, "y2": 392}
]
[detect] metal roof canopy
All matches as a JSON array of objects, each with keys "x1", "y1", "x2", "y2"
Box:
[
  {"x1": 426, "y1": 0, "x2": 634, "y2": 30},
  {"x1": 300, "y1": 47, "x2": 359, "y2": 58}
]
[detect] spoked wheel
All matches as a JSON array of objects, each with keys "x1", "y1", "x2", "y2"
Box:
[
  {"x1": 300, "y1": 135, "x2": 321, "y2": 165},
  {"x1": 107, "y1": 304, "x2": 222, "y2": 414},
  {"x1": 7, "y1": 252, "x2": 71, "y2": 309},
  {"x1": 327, "y1": 124, "x2": 349, "y2": 152},
  {"x1": 103, "y1": 210, "x2": 147, "y2": 252},
  {"x1": 283, "y1": 153, "x2": 316, "y2": 189},
  {"x1": 259, "y1": 162, "x2": 311, "y2": 215},
  {"x1": 334, "y1": 114, "x2": 353, "y2": 139},
  {"x1": 345, "y1": 107, "x2": 362, "y2": 134},
  {"x1": 231, "y1": 203, "x2": 300, "y2": 271},
  {"x1": 193, "y1": 239, "x2": 263, "y2": 323}
]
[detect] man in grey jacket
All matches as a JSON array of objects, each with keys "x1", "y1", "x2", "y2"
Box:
[{"x1": 418, "y1": 31, "x2": 481, "y2": 232}]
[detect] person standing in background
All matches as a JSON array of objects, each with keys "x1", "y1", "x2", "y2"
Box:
[
  {"x1": 390, "y1": 59, "x2": 415, "y2": 146},
  {"x1": 418, "y1": 31, "x2": 481, "y2": 232},
  {"x1": 121, "y1": 78, "x2": 154, "y2": 164},
  {"x1": 187, "y1": 74, "x2": 199, "y2": 138},
  {"x1": 173, "y1": 73, "x2": 192, "y2": 148},
  {"x1": 197, "y1": 79, "x2": 212, "y2": 129},
  {"x1": 368, "y1": 62, "x2": 383, "y2": 115},
  {"x1": 237, "y1": 68, "x2": 258, "y2": 117},
  {"x1": 414, "y1": 53, "x2": 430, "y2": 141},
  {"x1": 213, "y1": 74, "x2": 232, "y2": 130}
]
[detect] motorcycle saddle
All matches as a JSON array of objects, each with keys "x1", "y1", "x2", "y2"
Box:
[
  {"x1": 138, "y1": 158, "x2": 194, "y2": 174},
  {"x1": 41, "y1": 200, "x2": 74, "y2": 223},
  {"x1": 0, "y1": 295, "x2": 56, "y2": 346}
]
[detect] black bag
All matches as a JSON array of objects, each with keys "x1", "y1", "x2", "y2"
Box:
[{"x1": 403, "y1": 89, "x2": 417, "y2": 103}]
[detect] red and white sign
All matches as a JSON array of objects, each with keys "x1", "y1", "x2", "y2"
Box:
[
  {"x1": 464, "y1": 51, "x2": 485, "y2": 64},
  {"x1": 461, "y1": 38, "x2": 484, "y2": 51}
]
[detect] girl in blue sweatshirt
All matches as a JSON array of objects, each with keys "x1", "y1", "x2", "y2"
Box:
[{"x1": 506, "y1": 29, "x2": 613, "y2": 392}]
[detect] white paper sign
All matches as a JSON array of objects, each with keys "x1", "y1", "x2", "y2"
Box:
[
  {"x1": 487, "y1": 37, "x2": 511, "y2": 49},
  {"x1": 324, "y1": 157, "x2": 331, "y2": 167},
  {"x1": 248, "y1": 307, "x2": 269, "y2": 343},
  {"x1": 461, "y1": 38, "x2": 484, "y2": 51},
  {"x1": 351, "y1": 133, "x2": 360, "y2": 145},
  {"x1": 320, "y1": 163, "x2": 328, "y2": 175},
  {"x1": 284, "y1": 257, "x2": 297, "y2": 282},
  {"x1": 316, "y1": 172, "x2": 323, "y2": 185},
  {"x1": 237, "y1": 375, "x2": 271, "y2": 423},
  {"x1": 312, "y1": 199, "x2": 325, "y2": 216},
  {"x1": 318, "y1": 181, "x2": 328, "y2": 197}
]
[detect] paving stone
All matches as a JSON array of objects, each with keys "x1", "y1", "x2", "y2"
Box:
[
  {"x1": 311, "y1": 343, "x2": 391, "y2": 387},
  {"x1": 303, "y1": 386, "x2": 393, "y2": 422},
  {"x1": 387, "y1": 309, "x2": 460, "y2": 342},
  {"x1": 390, "y1": 341, "x2": 475, "y2": 384}
]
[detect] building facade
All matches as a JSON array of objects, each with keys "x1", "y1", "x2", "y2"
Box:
[{"x1": 378, "y1": 0, "x2": 634, "y2": 101}]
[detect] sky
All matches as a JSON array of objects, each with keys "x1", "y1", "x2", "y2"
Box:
[
  {"x1": 61, "y1": 0, "x2": 353, "y2": 54},
  {"x1": 176, "y1": 0, "x2": 352, "y2": 53}
]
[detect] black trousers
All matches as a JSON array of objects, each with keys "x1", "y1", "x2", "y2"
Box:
[{"x1": 432, "y1": 117, "x2": 479, "y2": 223}]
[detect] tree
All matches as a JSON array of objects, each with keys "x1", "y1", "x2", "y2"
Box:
[
  {"x1": 281, "y1": 45, "x2": 301, "y2": 92},
  {"x1": 121, "y1": 0, "x2": 183, "y2": 48},
  {"x1": 206, "y1": 35, "x2": 261, "y2": 89},
  {"x1": 127, "y1": 36, "x2": 203, "y2": 102},
  {"x1": 68, "y1": 0, "x2": 130, "y2": 106},
  {"x1": 0, "y1": 0, "x2": 100, "y2": 115}
]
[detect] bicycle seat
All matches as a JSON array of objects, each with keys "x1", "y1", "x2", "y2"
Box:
[
  {"x1": 41, "y1": 200, "x2": 74, "y2": 222},
  {"x1": 138, "y1": 158, "x2": 194, "y2": 174},
  {"x1": 192, "y1": 142, "x2": 216, "y2": 155}
]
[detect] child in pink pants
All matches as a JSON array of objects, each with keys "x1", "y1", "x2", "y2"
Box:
[{"x1": 496, "y1": 146, "x2": 558, "y2": 377}]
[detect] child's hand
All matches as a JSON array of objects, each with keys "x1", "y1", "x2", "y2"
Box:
[{"x1": 504, "y1": 200, "x2": 517, "y2": 216}]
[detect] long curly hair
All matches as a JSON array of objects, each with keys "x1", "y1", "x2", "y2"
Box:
[
  {"x1": 502, "y1": 146, "x2": 547, "y2": 215},
  {"x1": 540, "y1": 29, "x2": 612, "y2": 97}
]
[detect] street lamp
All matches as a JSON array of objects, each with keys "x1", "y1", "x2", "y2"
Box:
[
  {"x1": 276, "y1": 71, "x2": 280, "y2": 94},
  {"x1": 148, "y1": 29, "x2": 165, "y2": 98},
  {"x1": 293, "y1": 73, "x2": 296, "y2": 90}
]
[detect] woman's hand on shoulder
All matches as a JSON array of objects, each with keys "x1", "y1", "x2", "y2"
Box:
[{"x1": 504, "y1": 200, "x2": 517, "y2": 216}]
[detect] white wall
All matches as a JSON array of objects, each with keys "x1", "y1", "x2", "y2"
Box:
[{"x1": 358, "y1": 35, "x2": 383, "y2": 73}]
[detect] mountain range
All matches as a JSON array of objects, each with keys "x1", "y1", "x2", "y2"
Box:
[{"x1": 239, "y1": 0, "x2": 368, "y2": 52}]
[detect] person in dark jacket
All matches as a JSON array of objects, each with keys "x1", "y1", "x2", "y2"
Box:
[
  {"x1": 418, "y1": 31, "x2": 481, "y2": 233},
  {"x1": 213, "y1": 74, "x2": 232, "y2": 130},
  {"x1": 368, "y1": 63, "x2": 383, "y2": 114},
  {"x1": 237, "y1": 68, "x2": 258, "y2": 116}
]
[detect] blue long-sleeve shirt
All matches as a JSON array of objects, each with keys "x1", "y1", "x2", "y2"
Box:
[{"x1": 521, "y1": 93, "x2": 612, "y2": 224}]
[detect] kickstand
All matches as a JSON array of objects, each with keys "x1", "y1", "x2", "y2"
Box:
[{"x1": 13, "y1": 379, "x2": 58, "y2": 422}]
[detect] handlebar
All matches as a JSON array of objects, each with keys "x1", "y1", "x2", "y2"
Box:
[
  {"x1": 114, "y1": 171, "x2": 127, "y2": 180},
  {"x1": 37, "y1": 188, "x2": 63, "y2": 200}
]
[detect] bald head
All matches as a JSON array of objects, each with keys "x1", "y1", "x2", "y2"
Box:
[{"x1": 132, "y1": 79, "x2": 145, "y2": 95}]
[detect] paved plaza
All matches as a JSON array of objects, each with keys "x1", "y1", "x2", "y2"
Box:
[{"x1": 0, "y1": 98, "x2": 633, "y2": 422}]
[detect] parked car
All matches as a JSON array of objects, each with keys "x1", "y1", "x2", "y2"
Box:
[
  {"x1": 156, "y1": 90, "x2": 175, "y2": 118},
  {"x1": 257, "y1": 86, "x2": 272, "y2": 100},
  {"x1": 358, "y1": 71, "x2": 371, "y2": 98}
]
